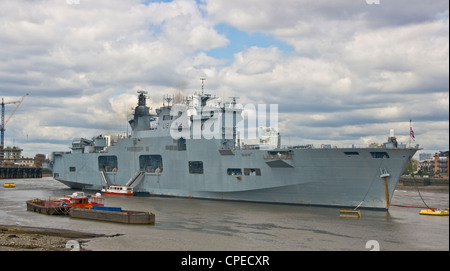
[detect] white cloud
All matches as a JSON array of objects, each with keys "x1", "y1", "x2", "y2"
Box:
[{"x1": 0, "y1": 0, "x2": 448, "y2": 158}]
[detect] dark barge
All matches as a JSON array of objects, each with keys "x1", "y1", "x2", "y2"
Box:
[
  {"x1": 26, "y1": 195, "x2": 155, "y2": 224},
  {"x1": 26, "y1": 199, "x2": 70, "y2": 215},
  {"x1": 70, "y1": 207, "x2": 155, "y2": 224}
]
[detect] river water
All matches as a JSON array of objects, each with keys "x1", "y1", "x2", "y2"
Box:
[{"x1": 0, "y1": 177, "x2": 448, "y2": 251}]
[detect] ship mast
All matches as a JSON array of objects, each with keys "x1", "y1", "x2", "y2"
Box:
[
  {"x1": 200, "y1": 78, "x2": 206, "y2": 96},
  {"x1": 163, "y1": 94, "x2": 173, "y2": 107}
]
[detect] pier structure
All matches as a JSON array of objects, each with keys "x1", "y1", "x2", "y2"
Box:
[{"x1": 0, "y1": 167, "x2": 42, "y2": 179}]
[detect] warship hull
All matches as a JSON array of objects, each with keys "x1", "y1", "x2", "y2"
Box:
[
  {"x1": 51, "y1": 140, "x2": 416, "y2": 210},
  {"x1": 49, "y1": 90, "x2": 418, "y2": 210}
]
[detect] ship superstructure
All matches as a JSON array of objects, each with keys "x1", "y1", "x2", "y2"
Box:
[{"x1": 48, "y1": 88, "x2": 418, "y2": 210}]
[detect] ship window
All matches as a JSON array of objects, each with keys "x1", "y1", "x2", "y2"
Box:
[
  {"x1": 98, "y1": 156, "x2": 118, "y2": 172},
  {"x1": 140, "y1": 155, "x2": 163, "y2": 173},
  {"x1": 244, "y1": 168, "x2": 261, "y2": 176},
  {"x1": 370, "y1": 152, "x2": 390, "y2": 159},
  {"x1": 189, "y1": 161, "x2": 203, "y2": 174},
  {"x1": 69, "y1": 167, "x2": 76, "y2": 172},
  {"x1": 344, "y1": 152, "x2": 359, "y2": 155},
  {"x1": 227, "y1": 168, "x2": 242, "y2": 176},
  {"x1": 178, "y1": 138, "x2": 186, "y2": 151}
]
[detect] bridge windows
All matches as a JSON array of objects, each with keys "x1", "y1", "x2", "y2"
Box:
[{"x1": 370, "y1": 152, "x2": 390, "y2": 159}]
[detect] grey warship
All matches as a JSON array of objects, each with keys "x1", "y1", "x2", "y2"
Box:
[{"x1": 48, "y1": 87, "x2": 418, "y2": 210}]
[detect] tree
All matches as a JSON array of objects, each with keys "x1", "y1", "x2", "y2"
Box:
[{"x1": 403, "y1": 158, "x2": 419, "y2": 176}]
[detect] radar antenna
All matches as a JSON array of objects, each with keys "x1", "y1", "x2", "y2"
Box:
[
  {"x1": 163, "y1": 94, "x2": 173, "y2": 107},
  {"x1": 137, "y1": 90, "x2": 148, "y2": 106}
]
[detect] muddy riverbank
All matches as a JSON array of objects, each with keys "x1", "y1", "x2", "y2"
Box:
[{"x1": 0, "y1": 224, "x2": 108, "y2": 251}]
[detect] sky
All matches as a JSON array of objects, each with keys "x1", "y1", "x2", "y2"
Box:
[{"x1": 0, "y1": 0, "x2": 448, "y2": 158}]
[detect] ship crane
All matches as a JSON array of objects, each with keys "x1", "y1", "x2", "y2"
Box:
[{"x1": 1, "y1": 93, "x2": 29, "y2": 148}]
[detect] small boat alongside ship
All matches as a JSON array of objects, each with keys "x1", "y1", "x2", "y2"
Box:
[{"x1": 101, "y1": 185, "x2": 134, "y2": 196}]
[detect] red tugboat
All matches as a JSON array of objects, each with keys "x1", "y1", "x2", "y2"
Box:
[{"x1": 59, "y1": 192, "x2": 105, "y2": 208}]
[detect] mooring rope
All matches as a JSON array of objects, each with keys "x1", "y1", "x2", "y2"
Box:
[
  {"x1": 412, "y1": 177, "x2": 433, "y2": 210},
  {"x1": 391, "y1": 177, "x2": 435, "y2": 210},
  {"x1": 390, "y1": 204, "x2": 436, "y2": 210}
]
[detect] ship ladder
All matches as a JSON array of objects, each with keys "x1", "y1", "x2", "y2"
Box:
[
  {"x1": 100, "y1": 170, "x2": 111, "y2": 187},
  {"x1": 126, "y1": 171, "x2": 145, "y2": 187}
]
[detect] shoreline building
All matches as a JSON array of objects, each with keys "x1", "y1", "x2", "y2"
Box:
[
  {"x1": 0, "y1": 146, "x2": 45, "y2": 179},
  {"x1": 434, "y1": 151, "x2": 449, "y2": 177},
  {"x1": 0, "y1": 146, "x2": 23, "y2": 165},
  {"x1": 0, "y1": 146, "x2": 45, "y2": 168},
  {"x1": 418, "y1": 151, "x2": 449, "y2": 177}
]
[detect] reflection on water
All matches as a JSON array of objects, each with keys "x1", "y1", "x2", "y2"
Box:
[{"x1": 1, "y1": 177, "x2": 448, "y2": 251}]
